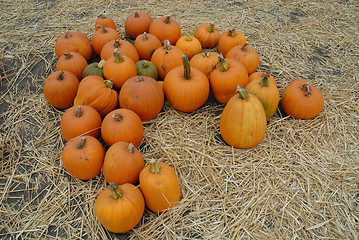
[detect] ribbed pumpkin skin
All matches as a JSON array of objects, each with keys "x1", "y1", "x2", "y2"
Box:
[
  {"x1": 125, "y1": 12, "x2": 153, "y2": 39},
  {"x1": 134, "y1": 32, "x2": 162, "y2": 61},
  {"x1": 94, "y1": 183, "x2": 145, "y2": 233},
  {"x1": 220, "y1": 89, "x2": 267, "y2": 149},
  {"x1": 119, "y1": 76, "x2": 164, "y2": 121},
  {"x1": 135, "y1": 60, "x2": 158, "y2": 80},
  {"x1": 218, "y1": 29, "x2": 247, "y2": 57},
  {"x1": 62, "y1": 136, "x2": 105, "y2": 180},
  {"x1": 73, "y1": 76, "x2": 118, "y2": 117},
  {"x1": 60, "y1": 105, "x2": 102, "y2": 141},
  {"x1": 139, "y1": 162, "x2": 180, "y2": 213},
  {"x1": 56, "y1": 52, "x2": 88, "y2": 80},
  {"x1": 103, "y1": 141, "x2": 144, "y2": 185},
  {"x1": 100, "y1": 38, "x2": 140, "y2": 62},
  {"x1": 149, "y1": 16, "x2": 181, "y2": 45},
  {"x1": 281, "y1": 79, "x2": 324, "y2": 119},
  {"x1": 189, "y1": 52, "x2": 219, "y2": 77},
  {"x1": 226, "y1": 44, "x2": 260, "y2": 74},
  {"x1": 55, "y1": 31, "x2": 92, "y2": 61},
  {"x1": 175, "y1": 35, "x2": 202, "y2": 59},
  {"x1": 194, "y1": 23, "x2": 220, "y2": 49},
  {"x1": 101, "y1": 108, "x2": 144, "y2": 148}
]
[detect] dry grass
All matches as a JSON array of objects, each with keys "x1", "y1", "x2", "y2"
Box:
[{"x1": 0, "y1": 0, "x2": 358, "y2": 239}]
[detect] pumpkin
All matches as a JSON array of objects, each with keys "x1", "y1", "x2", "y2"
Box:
[
  {"x1": 189, "y1": 51, "x2": 219, "y2": 77},
  {"x1": 249, "y1": 71, "x2": 276, "y2": 83},
  {"x1": 135, "y1": 60, "x2": 158, "y2": 80},
  {"x1": 62, "y1": 136, "x2": 104, "y2": 180},
  {"x1": 82, "y1": 60, "x2": 105, "y2": 78},
  {"x1": 245, "y1": 72, "x2": 280, "y2": 119},
  {"x1": 139, "y1": 161, "x2": 181, "y2": 213},
  {"x1": 119, "y1": 76, "x2": 164, "y2": 121},
  {"x1": 226, "y1": 43, "x2": 260, "y2": 74},
  {"x1": 134, "y1": 32, "x2": 162, "y2": 61},
  {"x1": 103, "y1": 142, "x2": 144, "y2": 185},
  {"x1": 43, "y1": 70, "x2": 79, "y2": 109},
  {"x1": 73, "y1": 75, "x2": 118, "y2": 117},
  {"x1": 209, "y1": 54, "x2": 249, "y2": 104},
  {"x1": 100, "y1": 38, "x2": 139, "y2": 62},
  {"x1": 220, "y1": 86, "x2": 267, "y2": 149},
  {"x1": 124, "y1": 12, "x2": 153, "y2": 39},
  {"x1": 151, "y1": 39, "x2": 184, "y2": 80},
  {"x1": 92, "y1": 25, "x2": 120, "y2": 55},
  {"x1": 60, "y1": 105, "x2": 102, "y2": 141},
  {"x1": 55, "y1": 31, "x2": 93, "y2": 61},
  {"x1": 101, "y1": 108, "x2": 144, "y2": 147},
  {"x1": 194, "y1": 23, "x2": 220, "y2": 49},
  {"x1": 281, "y1": 79, "x2": 324, "y2": 119},
  {"x1": 94, "y1": 182, "x2": 145, "y2": 233},
  {"x1": 149, "y1": 16, "x2": 181, "y2": 45},
  {"x1": 95, "y1": 14, "x2": 116, "y2": 31},
  {"x1": 103, "y1": 49, "x2": 137, "y2": 89},
  {"x1": 175, "y1": 35, "x2": 202, "y2": 60},
  {"x1": 218, "y1": 29, "x2": 246, "y2": 57},
  {"x1": 56, "y1": 52, "x2": 88, "y2": 80},
  {"x1": 164, "y1": 54, "x2": 209, "y2": 112}
]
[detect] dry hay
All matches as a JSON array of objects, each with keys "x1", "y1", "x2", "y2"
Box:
[{"x1": 0, "y1": 0, "x2": 358, "y2": 239}]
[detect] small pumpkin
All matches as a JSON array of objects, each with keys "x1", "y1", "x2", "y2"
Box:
[
  {"x1": 55, "y1": 31, "x2": 93, "y2": 61},
  {"x1": 100, "y1": 38, "x2": 139, "y2": 62},
  {"x1": 101, "y1": 108, "x2": 144, "y2": 148},
  {"x1": 73, "y1": 76, "x2": 118, "y2": 117},
  {"x1": 62, "y1": 136, "x2": 105, "y2": 180},
  {"x1": 94, "y1": 182, "x2": 145, "y2": 233},
  {"x1": 245, "y1": 72, "x2": 280, "y2": 119},
  {"x1": 56, "y1": 52, "x2": 88, "y2": 80},
  {"x1": 135, "y1": 60, "x2": 158, "y2": 80},
  {"x1": 92, "y1": 25, "x2": 120, "y2": 55},
  {"x1": 43, "y1": 70, "x2": 79, "y2": 109},
  {"x1": 103, "y1": 142, "x2": 144, "y2": 185},
  {"x1": 60, "y1": 105, "x2": 102, "y2": 141},
  {"x1": 134, "y1": 32, "x2": 162, "y2": 61},
  {"x1": 175, "y1": 35, "x2": 202, "y2": 59},
  {"x1": 82, "y1": 60, "x2": 105, "y2": 78},
  {"x1": 125, "y1": 12, "x2": 153, "y2": 39},
  {"x1": 220, "y1": 86, "x2": 267, "y2": 149},
  {"x1": 281, "y1": 79, "x2": 324, "y2": 119},
  {"x1": 189, "y1": 51, "x2": 219, "y2": 78},
  {"x1": 218, "y1": 29, "x2": 246, "y2": 57},
  {"x1": 194, "y1": 23, "x2": 220, "y2": 49},
  {"x1": 119, "y1": 76, "x2": 164, "y2": 121},
  {"x1": 163, "y1": 54, "x2": 209, "y2": 112},
  {"x1": 139, "y1": 161, "x2": 180, "y2": 213},
  {"x1": 95, "y1": 14, "x2": 116, "y2": 31},
  {"x1": 149, "y1": 16, "x2": 181, "y2": 45},
  {"x1": 226, "y1": 43, "x2": 260, "y2": 74}
]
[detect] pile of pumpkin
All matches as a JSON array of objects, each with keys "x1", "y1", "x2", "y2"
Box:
[{"x1": 42, "y1": 12, "x2": 325, "y2": 233}]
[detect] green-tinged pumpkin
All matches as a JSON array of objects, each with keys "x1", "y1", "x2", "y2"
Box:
[
  {"x1": 82, "y1": 60, "x2": 105, "y2": 78},
  {"x1": 135, "y1": 60, "x2": 158, "y2": 80}
]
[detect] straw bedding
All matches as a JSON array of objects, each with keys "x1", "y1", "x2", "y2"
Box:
[{"x1": 0, "y1": 0, "x2": 358, "y2": 239}]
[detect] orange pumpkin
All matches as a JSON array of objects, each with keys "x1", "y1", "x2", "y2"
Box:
[
  {"x1": 226, "y1": 43, "x2": 260, "y2": 74},
  {"x1": 103, "y1": 142, "x2": 144, "y2": 185},
  {"x1": 245, "y1": 72, "x2": 280, "y2": 119},
  {"x1": 209, "y1": 54, "x2": 249, "y2": 104},
  {"x1": 101, "y1": 108, "x2": 144, "y2": 147},
  {"x1": 134, "y1": 32, "x2": 162, "y2": 60},
  {"x1": 92, "y1": 25, "x2": 120, "y2": 55},
  {"x1": 100, "y1": 38, "x2": 139, "y2": 62},
  {"x1": 60, "y1": 105, "x2": 102, "y2": 141},
  {"x1": 139, "y1": 161, "x2": 180, "y2": 213},
  {"x1": 220, "y1": 86, "x2": 267, "y2": 149},
  {"x1": 281, "y1": 79, "x2": 324, "y2": 119},
  {"x1": 149, "y1": 16, "x2": 181, "y2": 45},
  {"x1": 55, "y1": 31, "x2": 93, "y2": 61},
  {"x1": 56, "y1": 52, "x2": 88, "y2": 80},
  {"x1": 194, "y1": 23, "x2": 220, "y2": 49},
  {"x1": 73, "y1": 75, "x2": 118, "y2": 117},
  {"x1": 43, "y1": 70, "x2": 79, "y2": 109},
  {"x1": 218, "y1": 29, "x2": 246, "y2": 57},
  {"x1": 62, "y1": 136, "x2": 104, "y2": 180},
  {"x1": 189, "y1": 51, "x2": 219, "y2": 77},
  {"x1": 151, "y1": 39, "x2": 184, "y2": 80},
  {"x1": 119, "y1": 76, "x2": 164, "y2": 121},
  {"x1": 95, "y1": 14, "x2": 116, "y2": 31},
  {"x1": 163, "y1": 54, "x2": 209, "y2": 112},
  {"x1": 175, "y1": 35, "x2": 202, "y2": 59},
  {"x1": 94, "y1": 182, "x2": 145, "y2": 233},
  {"x1": 124, "y1": 12, "x2": 153, "y2": 39}
]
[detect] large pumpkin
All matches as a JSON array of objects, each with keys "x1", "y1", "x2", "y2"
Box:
[
  {"x1": 149, "y1": 16, "x2": 181, "y2": 45},
  {"x1": 55, "y1": 31, "x2": 92, "y2": 61},
  {"x1": 281, "y1": 79, "x2": 324, "y2": 119},
  {"x1": 94, "y1": 182, "x2": 145, "y2": 233},
  {"x1": 220, "y1": 86, "x2": 267, "y2": 149},
  {"x1": 124, "y1": 12, "x2": 153, "y2": 39}
]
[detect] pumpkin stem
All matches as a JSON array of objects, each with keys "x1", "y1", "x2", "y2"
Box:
[
  {"x1": 63, "y1": 52, "x2": 73, "y2": 60},
  {"x1": 97, "y1": 25, "x2": 108, "y2": 33},
  {"x1": 113, "y1": 49, "x2": 124, "y2": 63},
  {"x1": 218, "y1": 54, "x2": 230, "y2": 72},
  {"x1": 228, "y1": 29, "x2": 236, "y2": 37},
  {"x1": 241, "y1": 43, "x2": 249, "y2": 52},
  {"x1": 74, "y1": 105, "x2": 83, "y2": 117},
  {"x1": 182, "y1": 54, "x2": 191, "y2": 80},
  {"x1": 104, "y1": 80, "x2": 114, "y2": 89},
  {"x1": 114, "y1": 38, "x2": 121, "y2": 48},
  {"x1": 163, "y1": 39, "x2": 171, "y2": 50},
  {"x1": 136, "y1": 76, "x2": 145, "y2": 82},
  {"x1": 203, "y1": 52, "x2": 210, "y2": 58},
  {"x1": 98, "y1": 60, "x2": 106, "y2": 69},
  {"x1": 98, "y1": 14, "x2": 107, "y2": 19},
  {"x1": 57, "y1": 71, "x2": 65, "y2": 80},
  {"x1": 236, "y1": 86, "x2": 249, "y2": 101},
  {"x1": 76, "y1": 137, "x2": 86, "y2": 149},
  {"x1": 141, "y1": 60, "x2": 150, "y2": 68},
  {"x1": 259, "y1": 72, "x2": 271, "y2": 87},
  {"x1": 164, "y1": 16, "x2": 171, "y2": 24},
  {"x1": 134, "y1": 12, "x2": 139, "y2": 18},
  {"x1": 109, "y1": 182, "x2": 123, "y2": 200},
  {"x1": 112, "y1": 113, "x2": 124, "y2": 121},
  {"x1": 208, "y1": 23, "x2": 215, "y2": 33},
  {"x1": 185, "y1": 35, "x2": 192, "y2": 41},
  {"x1": 65, "y1": 31, "x2": 72, "y2": 39},
  {"x1": 143, "y1": 32, "x2": 148, "y2": 40},
  {"x1": 127, "y1": 143, "x2": 135, "y2": 153},
  {"x1": 149, "y1": 162, "x2": 161, "y2": 173},
  {"x1": 301, "y1": 82, "x2": 312, "y2": 96}
]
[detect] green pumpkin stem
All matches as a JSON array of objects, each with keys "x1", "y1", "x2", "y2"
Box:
[
  {"x1": 141, "y1": 60, "x2": 150, "y2": 68},
  {"x1": 63, "y1": 52, "x2": 73, "y2": 59},
  {"x1": 136, "y1": 76, "x2": 145, "y2": 82},
  {"x1": 149, "y1": 162, "x2": 161, "y2": 173},
  {"x1": 114, "y1": 38, "x2": 121, "y2": 48},
  {"x1": 98, "y1": 60, "x2": 106, "y2": 69},
  {"x1": 113, "y1": 49, "x2": 124, "y2": 63},
  {"x1": 74, "y1": 105, "x2": 83, "y2": 117},
  {"x1": 97, "y1": 25, "x2": 107, "y2": 33},
  {"x1": 127, "y1": 143, "x2": 135, "y2": 153},
  {"x1": 228, "y1": 29, "x2": 236, "y2": 37},
  {"x1": 109, "y1": 182, "x2": 123, "y2": 199},
  {"x1": 134, "y1": 12, "x2": 139, "y2": 18},
  {"x1": 104, "y1": 80, "x2": 114, "y2": 89},
  {"x1": 57, "y1": 71, "x2": 65, "y2": 80},
  {"x1": 218, "y1": 54, "x2": 230, "y2": 72},
  {"x1": 259, "y1": 73, "x2": 271, "y2": 87},
  {"x1": 302, "y1": 82, "x2": 312, "y2": 96},
  {"x1": 185, "y1": 35, "x2": 192, "y2": 41},
  {"x1": 208, "y1": 23, "x2": 215, "y2": 33},
  {"x1": 76, "y1": 137, "x2": 86, "y2": 149},
  {"x1": 236, "y1": 86, "x2": 249, "y2": 101},
  {"x1": 164, "y1": 16, "x2": 171, "y2": 24},
  {"x1": 163, "y1": 39, "x2": 171, "y2": 50},
  {"x1": 182, "y1": 54, "x2": 191, "y2": 80},
  {"x1": 98, "y1": 14, "x2": 107, "y2": 19},
  {"x1": 112, "y1": 113, "x2": 124, "y2": 121}
]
